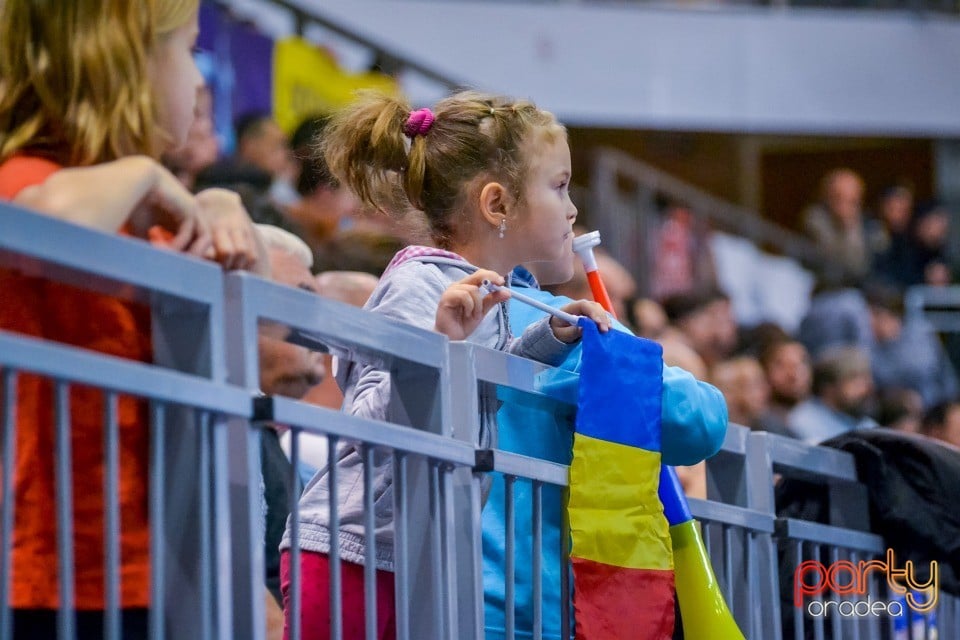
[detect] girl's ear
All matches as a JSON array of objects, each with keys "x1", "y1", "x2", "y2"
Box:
[{"x1": 479, "y1": 181, "x2": 510, "y2": 231}]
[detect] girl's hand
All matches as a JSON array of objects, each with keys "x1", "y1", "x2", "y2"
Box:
[
  {"x1": 551, "y1": 299, "x2": 611, "y2": 343},
  {"x1": 128, "y1": 160, "x2": 211, "y2": 256},
  {"x1": 434, "y1": 269, "x2": 510, "y2": 341},
  {"x1": 194, "y1": 188, "x2": 268, "y2": 274}
]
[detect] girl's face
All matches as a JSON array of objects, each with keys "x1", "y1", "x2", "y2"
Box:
[
  {"x1": 511, "y1": 133, "x2": 578, "y2": 274},
  {"x1": 149, "y1": 12, "x2": 203, "y2": 152}
]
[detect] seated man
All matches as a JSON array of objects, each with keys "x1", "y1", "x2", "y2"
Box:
[{"x1": 787, "y1": 346, "x2": 876, "y2": 445}]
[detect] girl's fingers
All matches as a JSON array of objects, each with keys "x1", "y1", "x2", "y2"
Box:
[
  {"x1": 480, "y1": 287, "x2": 509, "y2": 315},
  {"x1": 230, "y1": 227, "x2": 256, "y2": 269},
  {"x1": 168, "y1": 214, "x2": 196, "y2": 252},
  {"x1": 460, "y1": 269, "x2": 505, "y2": 288},
  {"x1": 214, "y1": 227, "x2": 238, "y2": 269}
]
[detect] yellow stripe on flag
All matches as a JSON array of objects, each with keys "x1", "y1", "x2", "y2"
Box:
[{"x1": 568, "y1": 434, "x2": 672, "y2": 571}]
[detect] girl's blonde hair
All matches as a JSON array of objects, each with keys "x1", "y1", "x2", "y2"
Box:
[
  {"x1": 0, "y1": 0, "x2": 199, "y2": 166},
  {"x1": 323, "y1": 90, "x2": 564, "y2": 248}
]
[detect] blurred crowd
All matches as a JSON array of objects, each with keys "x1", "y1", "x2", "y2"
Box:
[
  {"x1": 630, "y1": 167, "x2": 960, "y2": 452},
  {"x1": 160, "y1": 94, "x2": 960, "y2": 458}
]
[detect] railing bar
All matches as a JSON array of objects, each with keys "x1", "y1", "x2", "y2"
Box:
[
  {"x1": 812, "y1": 543, "x2": 824, "y2": 640},
  {"x1": 440, "y1": 464, "x2": 467, "y2": 637},
  {"x1": 850, "y1": 551, "x2": 861, "y2": 640},
  {"x1": 505, "y1": 475, "x2": 516, "y2": 640},
  {"x1": 198, "y1": 411, "x2": 212, "y2": 640},
  {"x1": 532, "y1": 480, "x2": 543, "y2": 640},
  {"x1": 149, "y1": 402, "x2": 166, "y2": 640},
  {"x1": 723, "y1": 524, "x2": 733, "y2": 598},
  {"x1": 212, "y1": 417, "x2": 233, "y2": 638},
  {"x1": 103, "y1": 392, "x2": 121, "y2": 640},
  {"x1": 429, "y1": 461, "x2": 444, "y2": 636},
  {"x1": 560, "y1": 489, "x2": 571, "y2": 640},
  {"x1": 0, "y1": 370, "x2": 18, "y2": 640},
  {"x1": 0, "y1": 332, "x2": 247, "y2": 415},
  {"x1": 743, "y1": 529, "x2": 754, "y2": 639},
  {"x1": 362, "y1": 444, "x2": 377, "y2": 640},
  {"x1": 829, "y1": 546, "x2": 841, "y2": 640},
  {"x1": 289, "y1": 429, "x2": 302, "y2": 640},
  {"x1": 55, "y1": 381, "x2": 75, "y2": 640},
  {"x1": 394, "y1": 452, "x2": 409, "y2": 640},
  {"x1": 440, "y1": 466, "x2": 458, "y2": 639},
  {"x1": 793, "y1": 540, "x2": 804, "y2": 640},
  {"x1": 328, "y1": 434, "x2": 342, "y2": 640}
]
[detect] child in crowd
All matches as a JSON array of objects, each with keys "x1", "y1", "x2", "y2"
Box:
[
  {"x1": 0, "y1": 1, "x2": 264, "y2": 637},
  {"x1": 482, "y1": 258, "x2": 727, "y2": 640},
  {"x1": 280, "y1": 90, "x2": 610, "y2": 639}
]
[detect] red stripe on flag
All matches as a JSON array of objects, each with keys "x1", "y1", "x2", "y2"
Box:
[{"x1": 571, "y1": 558, "x2": 675, "y2": 640}]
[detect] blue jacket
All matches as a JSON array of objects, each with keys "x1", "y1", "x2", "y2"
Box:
[{"x1": 482, "y1": 270, "x2": 728, "y2": 640}]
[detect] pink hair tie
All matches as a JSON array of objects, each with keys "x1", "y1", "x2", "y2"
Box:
[{"x1": 404, "y1": 108, "x2": 435, "y2": 139}]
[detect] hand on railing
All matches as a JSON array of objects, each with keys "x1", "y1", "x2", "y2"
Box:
[
  {"x1": 194, "y1": 188, "x2": 271, "y2": 276},
  {"x1": 13, "y1": 156, "x2": 212, "y2": 258}
]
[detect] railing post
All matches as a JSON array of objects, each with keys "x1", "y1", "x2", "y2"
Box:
[
  {"x1": 151, "y1": 283, "x2": 234, "y2": 640},
  {"x1": 446, "y1": 342, "x2": 485, "y2": 640},
  {"x1": 222, "y1": 273, "x2": 267, "y2": 640},
  {"x1": 745, "y1": 432, "x2": 784, "y2": 640},
  {"x1": 390, "y1": 349, "x2": 452, "y2": 640}
]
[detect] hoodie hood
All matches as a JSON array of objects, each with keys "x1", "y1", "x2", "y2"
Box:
[{"x1": 383, "y1": 245, "x2": 516, "y2": 286}]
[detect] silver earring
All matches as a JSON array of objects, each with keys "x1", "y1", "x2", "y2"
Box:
[{"x1": 499, "y1": 218, "x2": 506, "y2": 239}]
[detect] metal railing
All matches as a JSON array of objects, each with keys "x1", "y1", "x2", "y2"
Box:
[
  {"x1": 1, "y1": 203, "x2": 956, "y2": 639},
  {"x1": 588, "y1": 147, "x2": 829, "y2": 297}
]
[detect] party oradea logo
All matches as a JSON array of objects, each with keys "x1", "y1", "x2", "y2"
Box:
[{"x1": 794, "y1": 549, "x2": 938, "y2": 618}]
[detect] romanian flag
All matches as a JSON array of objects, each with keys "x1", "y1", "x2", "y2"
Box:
[{"x1": 568, "y1": 321, "x2": 675, "y2": 639}]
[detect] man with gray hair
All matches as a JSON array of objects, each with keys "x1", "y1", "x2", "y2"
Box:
[{"x1": 786, "y1": 345, "x2": 877, "y2": 444}]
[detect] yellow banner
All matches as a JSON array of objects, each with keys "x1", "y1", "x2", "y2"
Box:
[
  {"x1": 272, "y1": 37, "x2": 398, "y2": 133},
  {"x1": 568, "y1": 433, "x2": 672, "y2": 571}
]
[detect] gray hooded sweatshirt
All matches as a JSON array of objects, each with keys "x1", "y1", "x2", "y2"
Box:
[{"x1": 280, "y1": 249, "x2": 574, "y2": 570}]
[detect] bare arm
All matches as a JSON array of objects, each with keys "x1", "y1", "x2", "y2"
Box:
[{"x1": 13, "y1": 156, "x2": 211, "y2": 255}]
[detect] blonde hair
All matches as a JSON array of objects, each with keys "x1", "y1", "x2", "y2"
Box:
[
  {"x1": 322, "y1": 90, "x2": 564, "y2": 248},
  {"x1": 0, "y1": 0, "x2": 199, "y2": 166}
]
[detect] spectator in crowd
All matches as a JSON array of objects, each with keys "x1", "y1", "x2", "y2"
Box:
[
  {"x1": 649, "y1": 200, "x2": 716, "y2": 301},
  {"x1": 906, "y1": 201, "x2": 953, "y2": 287},
  {"x1": 197, "y1": 111, "x2": 296, "y2": 207},
  {"x1": 163, "y1": 85, "x2": 219, "y2": 190},
  {"x1": 710, "y1": 356, "x2": 771, "y2": 431},
  {"x1": 787, "y1": 346, "x2": 877, "y2": 444},
  {"x1": 759, "y1": 339, "x2": 813, "y2": 436},
  {"x1": 875, "y1": 387, "x2": 925, "y2": 434},
  {"x1": 868, "y1": 184, "x2": 915, "y2": 288},
  {"x1": 236, "y1": 111, "x2": 298, "y2": 203},
  {"x1": 920, "y1": 401, "x2": 960, "y2": 449},
  {"x1": 0, "y1": 1, "x2": 265, "y2": 638},
  {"x1": 661, "y1": 287, "x2": 737, "y2": 369},
  {"x1": 254, "y1": 225, "x2": 327, "y2": 640},
  {"x1": 802, "y1": 168, "x2": 869, "y2": 284},
  {"x1": 866, "y1": 283, "x2": 958, "y2": 408},
  {"x1": 283, "y1": 115, "x2": 364, "y2": 248},
  {"x1": 626, "y1": 296, "x2": 709, "y2": 380},
  {"x1": 797, "y1": 274, "x2": 873, "y2": 358},
  {"x1": 867, "y1": 184, "x2": 914, "y2": 255}
]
